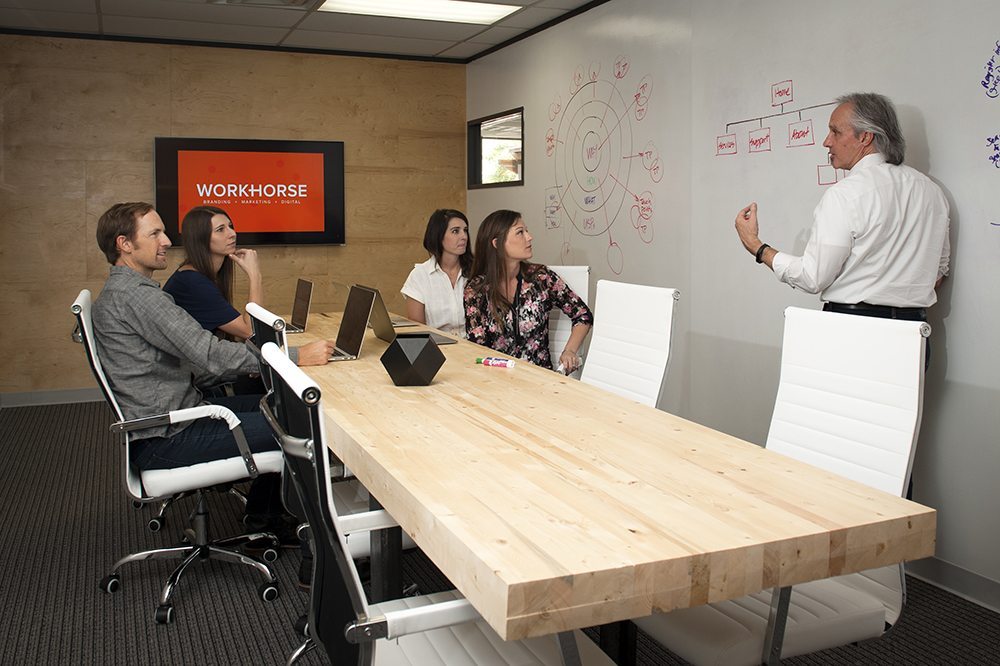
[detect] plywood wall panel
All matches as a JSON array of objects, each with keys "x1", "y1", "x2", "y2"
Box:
[
  {"x1": 0, "y1": 195, "x2": 87, "y2": 284},
  {"x1": 0, "y1": 34, "x2": 465, "y2": 395}
]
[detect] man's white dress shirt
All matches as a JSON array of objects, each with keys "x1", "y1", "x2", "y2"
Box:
[
  {"x1": 772, "y1": 153, "x2": 950, "y2": 307},
  {"x1": 401, "y1": 257, "x2": 467, "y2": 337}
]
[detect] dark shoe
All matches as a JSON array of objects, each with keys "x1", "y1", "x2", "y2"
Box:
[
  {"x1": 245, "y1": 512, "x2": 301, "y2": 548},
  {"x1": 298, "y1": 556, "x2": 313, "y2": 591}
]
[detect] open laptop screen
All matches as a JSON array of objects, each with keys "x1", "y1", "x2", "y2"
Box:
[
  {"x1": 289, "y1": 278, "x2": 313, "y2": 332},
  {"x1": 335, "y1": 286, "x2": 376, "y2": 356}
]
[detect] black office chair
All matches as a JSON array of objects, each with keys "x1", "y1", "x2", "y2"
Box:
[
  {"x1": 258, "y1": 342, "x2": 613, "y2": 665},
  {"x1": 72, "y1": 289, "x2": 281, "y2": 624}
]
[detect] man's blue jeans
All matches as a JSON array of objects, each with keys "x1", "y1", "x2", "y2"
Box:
[
  {"x1": 130, "y1": 394, "x2": 284, "y2": 519},
  {"x1": 131, "y1": 394, "x2": 276, "y2": 471}
]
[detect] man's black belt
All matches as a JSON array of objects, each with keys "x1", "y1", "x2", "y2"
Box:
[{"x1": 823, "y1": 302, "x2": 927, "y2": 321}]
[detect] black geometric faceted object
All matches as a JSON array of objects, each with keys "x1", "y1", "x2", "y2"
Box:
[{"x1": 379, "y1": 333, "x2": 446, "y2": 386}]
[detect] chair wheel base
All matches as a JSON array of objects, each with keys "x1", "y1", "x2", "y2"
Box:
[
  {"x1": 100, "y1": 574, "x2": 121, "y2": 594},
  {"x1": 154, "y1": 604, "x2": 174, "y2": 624},
  {"x1": 259, "y1": 582, "x2": 279, "y2": 602}
]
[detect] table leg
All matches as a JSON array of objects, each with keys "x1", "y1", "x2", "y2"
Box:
[
  {"x1": 557, "y1": 631, "x2": 583, "y2": 666},
  {"x1": 761, "y1": 586, "x2": 791, "y2": 665},
  {"x1": 598, "y1": 620, "x2": 636, "y2": 665},
  {"x1": 368, "y1": 495, "x2": 402, "y2": 603}
]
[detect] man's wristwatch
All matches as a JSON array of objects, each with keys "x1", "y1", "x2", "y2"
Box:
[{"x1": 755, "y1": 243, "x2": 770, "y2": 264}]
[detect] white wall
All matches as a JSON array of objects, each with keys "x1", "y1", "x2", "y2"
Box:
[
  {"x1": 467, "y1": 0, "x2": 693, "y2": 414},
  {"x1": 469, "y1": 0, "x2": 1000, "y2": 609}
]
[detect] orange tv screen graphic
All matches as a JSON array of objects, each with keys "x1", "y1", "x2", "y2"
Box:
[
  {"x1": 178, "y1": 150, "x2": 325, "y2": 233},
  {"x1": 155, "y1": 137, "x2": 346, "y2": 246}
]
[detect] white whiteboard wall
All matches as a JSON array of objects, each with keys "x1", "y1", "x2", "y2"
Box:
[
  {"x1": 467, "y1": 0, "x2": 693, "y2": 413},
  {"x1": 469, "y1": 0, "x2": 1000, "y2": 605}
]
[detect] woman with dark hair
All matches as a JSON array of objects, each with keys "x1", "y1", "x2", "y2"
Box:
[
  {"x1": 165, "y1": 207, "x2": 332, "y2": 373},
  {"x1": 401, "y1": 208, "x2": 473, "y2": 337},
  {"x1": 164, "y1": 205, "x2": 262, "y2": 340},
  {"x1": 465, "y1": 209, "x2": 592, "y2": 372}
]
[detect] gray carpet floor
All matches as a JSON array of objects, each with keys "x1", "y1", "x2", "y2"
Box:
[{"x1": 1, "y1": 401, "x2": 997, "y2": 665}]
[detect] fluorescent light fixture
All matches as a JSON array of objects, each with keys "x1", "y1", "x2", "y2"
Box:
[{"x1": 318, "y1": 0, "x2": 520, "y2": 25}]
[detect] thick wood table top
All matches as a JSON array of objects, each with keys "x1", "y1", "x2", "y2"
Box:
[{"x1": 299, "y1": 312, "x2": 935, "y2": 641}]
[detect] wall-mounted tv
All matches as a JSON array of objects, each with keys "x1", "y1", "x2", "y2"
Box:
[{"x1": 155, "y1": 137, "x2": 345, "y2": 246}]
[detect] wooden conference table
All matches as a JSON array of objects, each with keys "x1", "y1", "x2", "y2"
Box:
[{"x1": 298, "y1": 312, "x2": 935, "y2": 660}]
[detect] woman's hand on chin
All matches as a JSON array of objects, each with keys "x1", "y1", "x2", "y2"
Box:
[{"x1": 229, "y1": 248, "x2": 260, "y2": 276}]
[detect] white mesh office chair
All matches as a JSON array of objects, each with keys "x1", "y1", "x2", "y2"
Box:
[
  {"x1": 73, "y1": 290, "x2": 283, "y2": 624},
  {"x1": 258, "y1": 342, "x2": 616, "y2": 666},
  {"x1": 548, "y1": 265, "x2": 590, "y2": 379},
  {"x1": 634, "y1": 307, "x2": 930, "y2": 665},
  {"x1": 580, "y1": 280, "x2": 679, "y2": 407}
]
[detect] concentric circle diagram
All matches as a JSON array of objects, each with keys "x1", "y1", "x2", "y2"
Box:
[{"x1": 545, "y1": 56, "x2": 660, "y2": 274}]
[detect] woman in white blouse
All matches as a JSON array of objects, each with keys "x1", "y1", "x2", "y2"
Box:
[{"x1": 401, "y1": 209, "x2": 472, "y2": 337}]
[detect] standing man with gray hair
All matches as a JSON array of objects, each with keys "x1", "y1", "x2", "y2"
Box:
[{"x1": 734, "y1": 92, "x2": 950, "y2": 325}]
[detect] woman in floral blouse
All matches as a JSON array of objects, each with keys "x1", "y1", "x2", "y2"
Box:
[{"x1": 464, "y1": 209, "x2": 593, "y2": 372}]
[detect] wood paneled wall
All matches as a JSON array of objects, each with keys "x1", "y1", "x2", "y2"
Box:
[{"x1": 0, "y1": 35, "x2": 465, "y2": 394}]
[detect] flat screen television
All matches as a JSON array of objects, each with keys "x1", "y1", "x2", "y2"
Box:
[{"x1": 154, "y1": 137, "x2": 345, "y2": 246}]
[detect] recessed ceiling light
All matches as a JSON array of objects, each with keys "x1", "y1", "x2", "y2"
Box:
[{"x1": 318, "y1": 0, "x2": 521, "y2": 25}]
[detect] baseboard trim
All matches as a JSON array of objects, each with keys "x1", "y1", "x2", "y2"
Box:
[
  {"x1": 907, "y1": 557, "x2": 1000, "y2": 614},
  {"x1": 0, "y1": 388, "x2": 103, "y2": 407}
]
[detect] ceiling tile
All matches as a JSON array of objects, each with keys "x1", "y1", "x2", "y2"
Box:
[
  {"x1": 0, "y1": 8, "x2": 97, "y2": 32},
  {"x1": 281, "y1": 29, "x2": 455, "y2": 57},
  {"x1": 0, "y1": 0, "x2": 93, "y2": 10},
  {"x1": 436, "y1": 41, "x2": 494, "y2": 59},
  {"x1": 534, "y1": 0, "x2": 597, "y2": 9},
  {"x1": 0, "y1": 0, "x2": 591, "y2": 60},
  {"x1": 299, "y1": 12, "x2": 483, "y2": 41},
  {"x1": 469, "y1": 25, "x2": 524, "y2": 45},
  {"x1": 102, "y1": 15, "x2": 289, "y2": 45},
  {"x1": 499, "y1": 6, "x2": 565, "y2": 29},
  {"x1": 100, "y1": 0, "x2": 304, "y2": 28}
]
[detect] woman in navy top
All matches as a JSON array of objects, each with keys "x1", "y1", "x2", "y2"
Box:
[{"x1": 164, "y1": 206, "x2": 263, "y2": 340}]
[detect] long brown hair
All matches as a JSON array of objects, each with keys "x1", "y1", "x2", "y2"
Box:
[
  {"x1": 469, "y1": 209, "x2": 534, "y2": 322},
  {"x1": 180, "y1": 205, "x2": 234, "y2": 304}
]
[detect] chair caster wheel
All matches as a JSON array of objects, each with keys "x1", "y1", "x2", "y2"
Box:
[
  {"x1": 293, "y1": 614, "x2": 309, "y2": 637},
  {"x1": 100, "y1": 574, "x2": 121, "y2": 594},
  {"x1": 154, "y1": 604, "x2": 174, "y2": 624},
  {"x1": 262, "y1": 547, "x2": 279, "y2": 563},
  {"x1": 259, "y1": 582, "x2": 279, "y2": 602},
  {"x1": 147, "y1": 516, "x2": 165, "y2": 532}
]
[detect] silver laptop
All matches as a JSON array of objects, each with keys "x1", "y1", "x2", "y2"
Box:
[
  {"x1": 359, "y1": 284, "x2": 457, "y2": 346},
  {"x1": 329, "y1": 285, "x2": 377, "y2": 361},
  {"x1": 356, "y1": 284, "x2": 417, "y2": 328},
  {"x1": 357, "y1": 285, "x2": 397, "y2": 343},
  {"x1": 284, "y1": 278, "x2": 313, "y2": 334}
]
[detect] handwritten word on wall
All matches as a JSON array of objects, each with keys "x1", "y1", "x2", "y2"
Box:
[{"x1": 983, "y1": 40, "x2": 1000, "y2": 99}]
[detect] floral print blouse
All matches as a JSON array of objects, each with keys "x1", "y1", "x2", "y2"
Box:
[{"x1": 464, "y1": 264, "x2": 593, "y2": 370}]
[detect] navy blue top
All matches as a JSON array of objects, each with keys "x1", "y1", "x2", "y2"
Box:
[{"x1": 163, "y1": 269, "x2": 240, "y2": 333}]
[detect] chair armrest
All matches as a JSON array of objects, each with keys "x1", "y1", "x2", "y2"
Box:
[
  {"x1": 347, "y1": 598, "x2": 479, "y2": 642},
  {"x1": 111, "y1": 405, "x2": 259, "y2": 479}
]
